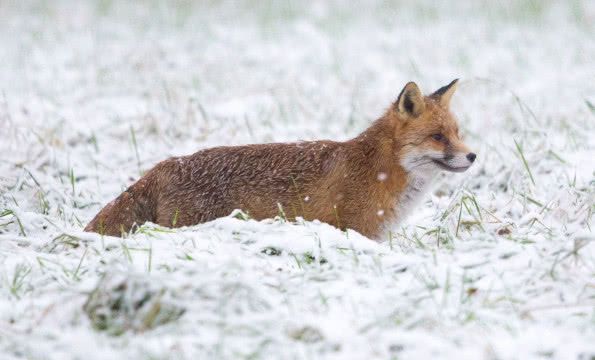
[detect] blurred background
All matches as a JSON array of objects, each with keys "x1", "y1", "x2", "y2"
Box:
[{"x1": 2, "y1": 0, "x2": 593, "y2": 214}]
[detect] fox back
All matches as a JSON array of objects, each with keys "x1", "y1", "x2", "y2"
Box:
[{"x1": 85, "y1": 80, "x2": 476, "y2": 240}]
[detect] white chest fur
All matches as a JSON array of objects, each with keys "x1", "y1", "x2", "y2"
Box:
[{"x1": 380, "y1": 168, "x2": 435, "y2": 240}]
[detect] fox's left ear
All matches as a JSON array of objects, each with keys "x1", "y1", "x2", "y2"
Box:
[
  {"x1": 431, "y1": 79, "x2": 459, "y2": 107},
  {"x1": 396, "y1": 82, "x2": 425, "y2": 118}
]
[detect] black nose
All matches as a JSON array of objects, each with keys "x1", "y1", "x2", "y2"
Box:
[{"x1": 466, "y1": 153, "x2": 476, "y2": 162}]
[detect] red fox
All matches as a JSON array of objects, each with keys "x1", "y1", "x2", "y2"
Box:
[{"x1": 85, "y1": 80, "x2": 475, "y2": 240}]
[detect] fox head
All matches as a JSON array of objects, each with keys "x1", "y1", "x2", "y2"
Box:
[{"x1": 389, "y1": 79, "x2": 476, "y2": 174}]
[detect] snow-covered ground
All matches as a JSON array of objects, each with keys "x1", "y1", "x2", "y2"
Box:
[{"x1": 1, "y1": 1, "x2": 594, "y2": 359}]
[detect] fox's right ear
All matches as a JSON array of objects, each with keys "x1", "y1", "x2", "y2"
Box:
[
  {"x1": 431, "y1": 79, "x2": 458, "y2": 107},
  {"x1": 395, "y1": 82, "x2": 425, "y2": 118}
]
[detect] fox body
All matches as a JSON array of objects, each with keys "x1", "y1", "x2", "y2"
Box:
[{"x1": 85, "y1": 80, "x2": 475, "y2": 240}]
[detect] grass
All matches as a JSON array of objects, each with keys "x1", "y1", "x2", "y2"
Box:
[
  {"x1": 83, "y1": 273, "x2": 186, "y2": 335},
  {"x1": 72, "y1": 247, "x2": 88, "y2": 280},
  {"x1": 0, "y1": 209, "x2": 27, "y2": 236},
  {"x1": 8, "y1": 263, "x2": 32, "y2": 299},
  {"x1": 514, "y1": 139, "x2": 536, "y2": 186},
  {"x1": 130, "y1": 125, "x2": 142, "y2": 176}
]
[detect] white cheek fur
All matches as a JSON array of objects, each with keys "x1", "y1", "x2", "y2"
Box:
[
  {"x1": 400, "y1": 150, "x2": 443, "y2": 172},
  {"x1": 400, "y1": 149, "x2": 472, "y2": 171}
]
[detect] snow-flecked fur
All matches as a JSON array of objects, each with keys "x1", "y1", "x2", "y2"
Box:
[{"x1": 85, "y1": 81, "x2": 474, "y2": 239}]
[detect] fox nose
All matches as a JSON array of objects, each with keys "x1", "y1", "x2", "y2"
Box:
[{"x1": 466, "y1": 153, "x2": 476, "y2": 163}]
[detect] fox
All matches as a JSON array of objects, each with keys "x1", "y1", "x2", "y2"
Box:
[{"x1": 84, "y1": 79, "x2": 475, "y2": 240}]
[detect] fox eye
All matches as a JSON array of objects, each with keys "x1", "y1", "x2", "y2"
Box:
[{"x1": 431, "y1": 133, "x2": 444, "y2": 142}]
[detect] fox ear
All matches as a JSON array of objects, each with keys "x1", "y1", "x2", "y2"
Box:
[
  {"x1": 396, "y1": 82, "x2": 425, "y2": 118},
  {"x1": 431, "y1": 79, "x2": 458, "y2": 107}
]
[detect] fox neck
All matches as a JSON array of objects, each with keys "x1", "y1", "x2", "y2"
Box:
[{"x1": 353, "y1": 115, "x2": 437, "y2": 237}]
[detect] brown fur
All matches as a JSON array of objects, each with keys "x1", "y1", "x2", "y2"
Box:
[{"x1": 85, "y1": 81, "x2": 471, "y2": 239}]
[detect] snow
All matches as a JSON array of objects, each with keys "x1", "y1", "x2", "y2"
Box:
[{"x1": 1, "y1": 1, "x2": 594, "y2": 359}]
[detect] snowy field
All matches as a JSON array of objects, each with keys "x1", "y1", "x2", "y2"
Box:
[{"x1": 1, "y1": 1, "x2": 594, "y2": 359}]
